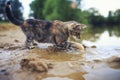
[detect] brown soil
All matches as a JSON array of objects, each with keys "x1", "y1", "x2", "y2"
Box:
[{"x1": 0, "y1": 23, "x2": 120, "y2": 80}]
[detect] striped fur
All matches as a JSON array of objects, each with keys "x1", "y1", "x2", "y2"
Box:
[{"x1": 5, "y1": 1, "x2": 86, "y2": 49}]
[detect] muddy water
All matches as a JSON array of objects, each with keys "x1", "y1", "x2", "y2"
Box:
[{"x1": 0, "y1": 25, "x2": 120, "y2": 80}]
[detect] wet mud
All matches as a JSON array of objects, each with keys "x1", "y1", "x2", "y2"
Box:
[{"x1": 0, "y1": 24, "x2": 120, "y2": 80}]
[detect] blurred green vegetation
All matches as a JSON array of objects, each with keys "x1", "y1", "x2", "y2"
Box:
[
  {"x1": 0, "y1": 0, "x2": 120, "y2": 26},
  {"x1": 30, "y1": 0, "x2": 87, "y2": 24},
  {"x1": 0, "y1": 0, "x2": 120, "y2": 45},
  {"x1": 29, "y1": 0, "x2": 120, "y2": 26},
  {"x1": 82, "y1": 25, "x2": 120, "y2": 42}
]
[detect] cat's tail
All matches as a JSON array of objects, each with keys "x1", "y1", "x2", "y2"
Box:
[{"x1": 5, "y1": 1, "x2": 23, "y2": 26}]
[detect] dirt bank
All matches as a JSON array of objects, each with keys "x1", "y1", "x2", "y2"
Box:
[{"x1": 0, "y1": 23, "x2": 120, "y2": 80}]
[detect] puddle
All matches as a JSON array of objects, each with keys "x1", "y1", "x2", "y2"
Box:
[
  {"x1": 83, "y1": 40, "x2": 120, "y2": 61},
  {"x1": 43, "y1": 77, "x2": 72, "y2": 80},
  {"x1": 0, "y1": 25, "x2": 120, "y2": 80},
  {"x1": 30, "y1": 48, "x2": 84, "y2": 62},
  {"x1": 84, "y1": 65, "x2": 120, "y2": 80}
]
